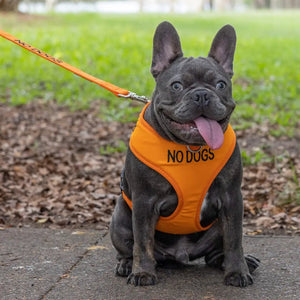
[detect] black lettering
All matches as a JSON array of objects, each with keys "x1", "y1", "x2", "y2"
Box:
[
  {"x1": 209, "y1": 149, "x2": 215, "y2": 160},
  {"x1": 194, "y1": 151, "x2": 201, "y2": 162},
  {"x1": 167, "y1": 150, "x2": 176, "y2": 163},
  {"x1": 44, "y1": 53, "x2": 55, "y2": 61},
  {"x1": 201, "y1": 149, "x2": 208, "y2": 161},
  {"x1": 15, "y1": 39, "x2": 27, "y2": 47},
  {"x1": 37, "y1": 50, "x2": 62, "y2": 64},
  {"x1": 44, "y1": 53, "x2": 57, "y2": 63},
  {"x1": 176, "y1": 151, "x2": 184, "y2": 163},
  {"x1": 186, "y1": 150, "x2": 193, "y2": 163},
  {"x1": 32, "y1": 48, "x2": 42, "y2": 54},
  {"x1": 14, "y1": 40, "x2": 63, "y2": 64}
]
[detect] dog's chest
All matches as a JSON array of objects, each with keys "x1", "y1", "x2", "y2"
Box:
[{"x1": 124, "y1": 104, "x2": 236, "y2": 235}]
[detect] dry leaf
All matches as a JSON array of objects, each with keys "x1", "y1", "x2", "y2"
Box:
[
  {"x1": 71, "y1": 231, "x2": 86, "y2": 235},
  {"x1": 87, "y1": 245, "x2": 108, "y2": 251},
  {"x1": 0, "y1": 101, "x2": 299, "y2": 235},
  {"x1": 37, "y1": 218, "x2": 48, "y2": 224}
]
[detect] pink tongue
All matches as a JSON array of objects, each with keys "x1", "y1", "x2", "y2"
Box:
[{"x1": 193, "y1": 117, "x2": 224, "y2": 150}]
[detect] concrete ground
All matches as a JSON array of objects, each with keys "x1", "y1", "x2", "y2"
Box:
[{"x1": 0, "y1": 228, "x2": 299, "y2": 300}]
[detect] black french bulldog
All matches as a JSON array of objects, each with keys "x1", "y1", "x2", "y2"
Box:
[{"x1": 110, "y1": 21, "x2": 259, "y2": 287}]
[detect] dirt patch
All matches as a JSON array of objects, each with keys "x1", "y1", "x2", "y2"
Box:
[
  {"x1": 0, "y1": 101, "x2": 299, "y2": 235},
  {"x1": 237, "y1": 123, "x2": 300, "y2": 235}
]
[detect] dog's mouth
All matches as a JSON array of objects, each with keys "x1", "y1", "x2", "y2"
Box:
[{"x1": 162, "y1": 113, "x2": 231, "y2": 150}]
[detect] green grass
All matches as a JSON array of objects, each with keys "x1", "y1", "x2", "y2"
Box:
[
  {"x1": 241, "y1": 149, "x2": 270, "y2": 166},
  {"x1": 99, "y1": 140, "x2": 127, "y2": 155},
  {"x1": 1, "y1": 12, "x2": 300, "y2": 131}
]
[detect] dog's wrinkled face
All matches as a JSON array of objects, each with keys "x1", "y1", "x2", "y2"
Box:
[{"x1": 150, "y1": 22, "x2": 237, "y2": 149}]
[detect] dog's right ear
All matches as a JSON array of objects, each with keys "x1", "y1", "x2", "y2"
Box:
[{"x1": 151, "y1": 21, "x2": 183, "y2": 79}]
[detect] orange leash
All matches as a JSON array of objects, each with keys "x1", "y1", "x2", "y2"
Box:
[{"x1": 0, "y1": 29, "x2": 149, "y2": 104}]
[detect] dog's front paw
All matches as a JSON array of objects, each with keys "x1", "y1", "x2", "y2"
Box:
[
  {"x1": 127, "y1": 272, "x2": 157, "y2": 286},
  {"x1": 224, "y1": 271, "x2": 253, "y2": 287},
  {"x1": 115, "y1": 258, "x2": 133, "y2": 277}
]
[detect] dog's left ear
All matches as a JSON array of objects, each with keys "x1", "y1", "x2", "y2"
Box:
[{"x1": 208, "y1": 25, "x2": 236, "y2": 78}]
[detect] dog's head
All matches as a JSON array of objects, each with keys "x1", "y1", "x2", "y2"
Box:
[{"x1": 149, "y1": 21, "x2": 236, "y2": 150}]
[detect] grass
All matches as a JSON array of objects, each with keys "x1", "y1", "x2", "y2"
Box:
[
  {"x1": 241, "y1": 149, "x2": 269, "y2": 166},
  {"x1": 0, "y1": 12, "x2": 300, "y2": 132},
  {"x1": 99, "y1": 140, "x2": 127, "y2": 155}
]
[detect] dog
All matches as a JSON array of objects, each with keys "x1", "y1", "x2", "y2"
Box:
[{"x1": 110, "y1": 21, "x2": 259, "y2": 287}]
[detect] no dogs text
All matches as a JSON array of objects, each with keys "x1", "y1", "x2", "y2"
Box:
[{"x1": 167, "y1": 148, "x2": 215, "y2": 163}]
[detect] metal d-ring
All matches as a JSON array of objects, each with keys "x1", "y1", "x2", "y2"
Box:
[{"x1": 187, "y1": 145, "x2": 202, "y2": 153}]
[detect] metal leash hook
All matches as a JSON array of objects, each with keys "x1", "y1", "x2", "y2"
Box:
[{"x1": 118, "y1": 91, "x2": 150, "y2": 104}]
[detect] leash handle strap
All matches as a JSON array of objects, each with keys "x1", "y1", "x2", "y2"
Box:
[{"x1": 0, "y1": 29, "x2": 130, "y2": 97}]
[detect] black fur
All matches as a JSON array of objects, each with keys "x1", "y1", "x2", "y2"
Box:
[{"x1": 110, "y1": 21, "x2": 259, "y2": 287}]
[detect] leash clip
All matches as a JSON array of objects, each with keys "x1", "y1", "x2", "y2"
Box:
[{"x1": 118, "y1": 91, "x2": 150, "y2": 104}]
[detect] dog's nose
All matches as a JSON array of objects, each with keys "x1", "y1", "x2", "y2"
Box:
[{"x1": 192, "y1": 89, "x2": 210, "y2": 105}]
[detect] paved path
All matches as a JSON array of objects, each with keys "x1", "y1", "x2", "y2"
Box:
[{"x1": 0, "y1": 228, "x2": 299, "y2": 300}]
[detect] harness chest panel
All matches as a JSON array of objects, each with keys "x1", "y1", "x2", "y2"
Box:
[{"x1": 123, "y1": 104, "x2": 236, "y2": 234}]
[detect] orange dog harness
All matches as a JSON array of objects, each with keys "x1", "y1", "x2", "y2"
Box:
[{"x1": 122, "y1": 104, "x2": 236, "y2": 234}]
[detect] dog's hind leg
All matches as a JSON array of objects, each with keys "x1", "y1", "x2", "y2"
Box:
[{"x1": 205, "y1": 251, "x2": 260, "y2": 274}]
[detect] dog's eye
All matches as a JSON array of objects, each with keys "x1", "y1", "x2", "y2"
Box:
[
  {"x1": 216, "y1": 81, "x2": 226, "y2": 90},
  {"x1": 171, "y1": 82, "x2": 183, "y2": 92}
]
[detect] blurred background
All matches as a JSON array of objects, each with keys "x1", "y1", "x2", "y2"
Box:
[{"x1": 1, "y1": 0, "x2": 300, "y2": 14}]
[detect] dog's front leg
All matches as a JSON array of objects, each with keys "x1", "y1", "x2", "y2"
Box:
[
  {"x1": 220, "y1": 188, "x2": 253, "y2": 287},
  {"x1": 127, "y1": 196, "x2": 159, "y2": 286}
]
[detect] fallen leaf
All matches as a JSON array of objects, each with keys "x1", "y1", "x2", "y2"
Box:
[
  {"x1": 36, "y1": 218, "x2": 48, "y2": 224},
  {"x1": 71, "y1": 231, "x2": 86, "y2": 235},
  {"x1": 246, "y1": 230, "x2": 262, "y2": 235},
  {"x1": 87, "y1": 245, "x2": 108, "y2": 251},
  {"x1": 0, "y1": 101, "x2": 299, "y2": 235}
]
